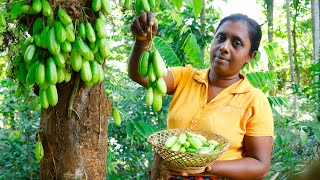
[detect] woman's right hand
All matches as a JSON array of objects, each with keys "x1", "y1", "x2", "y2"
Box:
[{"x1": 131, "y1": 11, "x2": 158, "y2": 42}]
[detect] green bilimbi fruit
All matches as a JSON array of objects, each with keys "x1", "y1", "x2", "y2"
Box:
[
  {"x1": 164, "y1": 136, "x2": 177, "y2": 148},
  {"x1": 80, "y1": 60, "x2": 92, "y2": 82},
  {"x1": 141, "y1": 0, "x2": 150, "y2": 12},
  {"x1": 41, "y1": 0, "x2": 52, "y2": 17},
  {"x1": 85, "y1": 22, "x2": 96, "y2": 43},
  {"x1": 39, "y1": 90, "x2": 49, "y2": 109},
  {"x1": 46, "y1": 84, "x2": 58, "y2": 106},
  {"x1": 65, "y1": 24, "x2": 75, "y2": 42},
  {"x1": 152, "y1": 88, "x2": 162, "y2": 111},
  {"x1": 98, "y1": 65, "x2": 104, "y2": 82},
  {"x1": 32, "y1": 0, "x2": 42, "y2": 13},
  {"x1": 58, "y1": 9, "x2": 72, "y2": 26},
  {"x1": 112, "y1": 107, "x2": 121, "y2": 126},
  {"x1": 34, "y1": 34, "x2": 41, "y2": 47},
  {"x1": 135, "y1": 0, "x2": 142, "y2": 14},
  {"x1": 155, "y1": 77, "x2": 166, "y2": 95},
  {"x1": 35, "y1": 141, "x2": 44, "y2": 161},
  {"x1": 60, "y1": 41, "x2": 72, "y2": 52},
  {"x1": 90, "y1": 61, "x2": 99, "y2": 84},
  {"x1": 71, "y1": 48, "x2": 82, "y2": 72},
  {"x1": 46, "y1": 27, "x2": 60, "y2": 54},
  {"x1": 45, "y1": 57, "x2": 58, "y2": 85},
  {"x1": 92, "y1": 0, "x2": 101, "y2": 12},
  {"x1": 46, "y1": 15, "x2": 54, "y2": 26},
  {"x1": 40, "y1": 26, "x2": 49, "y2": 49},
  {"x1": 101, "y1": 0, "x2": 112, "y2": 15},
  {"x1": 79, "y1": 23, "x2": 86, "y2": 40},
  {"x1": 24, "y1": 44, "x2": 36, "y2": 63},
  {"x1": 152, "y1": 49, "x2": 167, "y2": 78},
  {"x1": 64, "y1": 69, "x2": 72, "y2": 82},
  {"x1": 148, "y1": 0, "x2": 156, "y2": 11},
  {"x1": 57, "y1": 67, "x2": 65, "y2": 83},
  {"x1": 95, "y1": 19, "x2": 107, "y2": 39},
  {"x1": 138, "y1": 51, "x2": 149, "y2": 77},
  {"x1": 33, "y1": 17, "x2": 44, "y2": 35},
  {"x1": 54, "y1": 21, "x2": 66, "y2": 43},
  {"x1": 35, "y1": 62, "x2": 45, "y2": 85},
  {"x1": 145, "y1": 87, "x2": 153, "y2": 106},
  {"x1": 147, "y1": 62, "x2": 156, "y2": 82},
  {"x1": 124, "y1": 0, "x2": 132, "y2": 9},
  {"x1": 53, "y1": 53, "x2": 65, "y2": 68},
  {"x1": 26, "y1": 62, "x2": 38, "y2": 85}
]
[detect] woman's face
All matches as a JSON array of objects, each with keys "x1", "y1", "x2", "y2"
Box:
[{"x1": 210, "y1": 21, "x2": 255, "y2": 77}]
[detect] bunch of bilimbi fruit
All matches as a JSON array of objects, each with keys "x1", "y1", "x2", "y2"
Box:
[
  {"x1": 13, "y1": 0, "x2": 112, "y2": 109},
  {"x1": 164, "y1": 131, "x2": 221, "y2": 154},
  {"x1": 136, "y1": 0, "x2": 167, "y2": 112}
]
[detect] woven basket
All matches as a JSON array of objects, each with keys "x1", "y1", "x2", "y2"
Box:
[{"x1": 147, "y1": 128, "x2": 231, "y2": 174}]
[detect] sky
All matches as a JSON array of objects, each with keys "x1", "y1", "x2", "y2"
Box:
[{"x1": 214, "y1": 0, "x2": 265, "y2": 24}]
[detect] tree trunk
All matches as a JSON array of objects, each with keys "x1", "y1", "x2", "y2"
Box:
[
  {"x1": 292, "y1": 0, "x2": 301, "y2": 87},
  {"x1": 200, "y1": 0, "x2": 206, "y2": 61},
  {"x1": 286, "y1": 0, "x2": 298, "y2": 112},
  {"x1": 266, "y1": 0, "x2": 274, "y2": 44},
  {"x1": 265, "y1": 0, "x2": 276, "y2": 95},
  {"x1": 311, "y1": 0, "x2": 320, "y2": 120},
  {"x1": 39, "y1": 74, "x2": 111, "y2": 179}
]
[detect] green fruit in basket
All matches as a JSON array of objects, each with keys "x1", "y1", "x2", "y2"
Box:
[
  {"x1": 182, "y1": 141, "x2": 190, "y2": 148},
  {"x1": 170, "y1": 141, "x2": 181, "y2": 152},
  {"x1": 178, "y1": 147, "x2": 186, "y2": 153},
  {"x1": 178, "y1": 133, "x2": 187, "y2": 144},
  {"x1": 164, "y1": 136, "x2": 177, "y2": 149},
  {"x1": 198, "y1": 147, "x2": 212, "y2": 154},
  {"x1": 186, "y1": 131, "x2": 196, "y2": 137},
  {"x1": 196, "y1": 134, "x2": 207, "y2": 144},
  {"x1": 208, "y1": 139, "x2": 219, "y2": 146},
  {"x1": 211, "y1": 147, "x2": 221, "y2": 154},
  {"x1": 188, "y1": 137, "x2": 203, "y2": 150},
  {"x1": 186, "y1": 147, "x2": 197, "y2": 153}
]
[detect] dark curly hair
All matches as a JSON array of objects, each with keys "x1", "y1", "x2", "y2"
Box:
[{"x1": 216, "y1": 13, "x2": 262, "y2": 54}]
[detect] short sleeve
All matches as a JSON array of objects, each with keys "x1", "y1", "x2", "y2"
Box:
[
  {"x1": 245, "y1": 91, "x2": 274, "y2": 137},
  {"x1": 169, "y1": 65, "x2": 193, "y2": 90}
]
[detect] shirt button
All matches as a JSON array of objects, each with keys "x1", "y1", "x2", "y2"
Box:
[{"x1": 191, "y1": 120, "x2": 197, "y2": 124}]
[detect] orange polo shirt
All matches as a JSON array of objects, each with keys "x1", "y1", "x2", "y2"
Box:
[{"x1": 167, "y1": 65, "x2": 274, "y2": 160}]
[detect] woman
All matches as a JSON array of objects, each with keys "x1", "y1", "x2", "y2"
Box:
[{"x1": 128, "y1": 12, "x2": 274, "y2": 180}]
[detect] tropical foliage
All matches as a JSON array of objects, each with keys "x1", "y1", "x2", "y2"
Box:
[{"x1": 0, "y1": 0, "x2": 319, "y2": 179}]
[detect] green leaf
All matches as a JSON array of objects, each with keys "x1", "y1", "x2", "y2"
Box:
[
  {"x1": 154, "y1": 36, "x2": 181, "y2": 66},
  {"x1": 191, "y1": 0, "x2": 202, "y2": 18},
  {"x1": 9, "y1": 2, "x2": 26, "y2": 16},
  {"x1": 268, "y1": 96, "x2": 290, "y2": 107},
  {"x1": 183, "y1": 33, "x2": 203, "y2": 67},
  {"x1": 171, "y1": 11, "x2": 183, "y2": 27},
  {"x1": 126, "y1": 122, "x2": 134, "y2": 137},
  {"x1": 310, "y1": 62, "x2": 320, "y2": 72},
  {"x1": 313, "y1": 128, "x2": 320, "y2": 142},
  {"x1": 275, "y1": 134, "x2": 282, "y2": 148},
  {"x1": 133, "y1": 121, "x2": 146, "y2": 137},
  {"x1": 172, "y1": 0, "x2": 183, "y2": 11},
  {"x1": 300, "y1": 129, "x2": 308, "y2": 147}
]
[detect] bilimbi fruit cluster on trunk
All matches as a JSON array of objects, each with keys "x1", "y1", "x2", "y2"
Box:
[{"x1": 10, "y1": 0, "x2": 113, "y2": 109}]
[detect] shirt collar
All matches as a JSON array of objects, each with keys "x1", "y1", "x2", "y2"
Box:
[{"x1": 193, "y1": 68, "x2": 252, "y2": 94}]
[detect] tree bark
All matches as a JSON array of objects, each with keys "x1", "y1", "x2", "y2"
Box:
[
  {"x1": 200, "y1": 0, "x2": 206, "y2": 60},
  {"x1": 311, "y1": 0, "x2": 320, "y2": 120},
  {"x1": 266, "y1": 0, "x2": 274, "y2": 44},
  {"x1": 286, "y1": 0, "x2": 298, "y2": 112},
  {"x1": 39, "y1": 74, "x2": 111, "y2": 179},
  {"x1": 292, "y1": 0, "x2": 301, "y2": 87}
]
